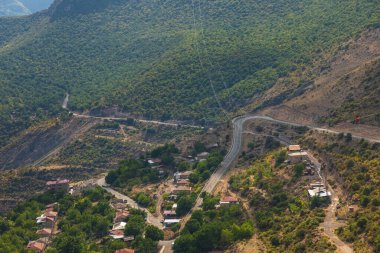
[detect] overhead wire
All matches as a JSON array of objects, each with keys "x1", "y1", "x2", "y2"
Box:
[{"x1": 191, "y1": 0, "x2": 228, "y2": 119}]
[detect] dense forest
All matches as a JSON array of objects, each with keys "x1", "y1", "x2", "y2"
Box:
[{"x1": 1, "y1": 0, "x2": 380, "y2": 145}]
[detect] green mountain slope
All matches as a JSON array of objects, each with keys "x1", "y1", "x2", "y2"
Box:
[{"x1": 1, "y1": 0, "x2": 380, "y2": 145}]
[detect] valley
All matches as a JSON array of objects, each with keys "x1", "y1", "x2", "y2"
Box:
[{"x1": 1, "y1": 0, "x2": 380, "y2": 253}]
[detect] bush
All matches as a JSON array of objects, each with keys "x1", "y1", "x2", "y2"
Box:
[
  {"x1": 136, "y1": 192, "x2": 152, "y2": 207},
  {"x1": 294, "y1": 163, "x2": 305, "y2": 178},
  {"x1": 145, "y1": 225, "x2": 164, "y2": 241}
]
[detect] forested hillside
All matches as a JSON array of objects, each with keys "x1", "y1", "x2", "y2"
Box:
[{"x1": 1, "y1": 0, "x2": 380, "y2": 145}]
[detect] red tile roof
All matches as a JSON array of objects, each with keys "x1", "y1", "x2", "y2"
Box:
[
  {"x1": 110, "y1": 229, "x2": 124, "y2": 236},
  {"x1": 36, "y1": 228, "x2": 52, "y2": 236},
  {"x1": 27, "y1": 241, "x2": 46, "y2": 252},
  {"x1": 288, "y1": 145, "x2": 301, "y2": 151},
  {"x1": 221, "y1": 196, "x2": 238, "y2": 203},
  {"x1": 115, "y1": 211, "x2": 129, "y2": 218}
]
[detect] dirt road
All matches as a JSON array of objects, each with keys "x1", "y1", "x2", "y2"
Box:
[
  {"x1": 96, "y1": 177, "x2": 164, "y2": 229},
  {"x1": 320, "y1": 188, "x2": 353, "y2": 253}
]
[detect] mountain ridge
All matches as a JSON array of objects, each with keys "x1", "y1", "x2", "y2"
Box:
[{"x1": 0, "y1": 0, "x2": 380, "y2": 146}]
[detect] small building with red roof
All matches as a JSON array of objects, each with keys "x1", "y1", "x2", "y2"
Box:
[
  {"x1": 109, "y1": 229, "x2": 124, "y2": 240},
  {"x1": 46, "y1": 179, "x2": 70, "y2": 191},
  {"x1": 220, "y1": 196, "x2": 239, "y2": 205},
  {"x1": 27, "y1": 241, "x2": 46, "y2": 253},
  {"x1": 114, "y1": 211, "x2": 130, "y2": 223},
  {"x1": 36, "y1": 228, "x2": 52, "y2": 237}
]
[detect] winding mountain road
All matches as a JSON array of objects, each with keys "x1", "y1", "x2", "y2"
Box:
[
  {"x1": 64, "y1": 94, "x2": 380, "y2": 252},
  {"x1": 93, "y1": 114, "x2": 380, "y2": 252},
  {"x1": 196, "y1": 115, "x2": 380, "y2": 208}
]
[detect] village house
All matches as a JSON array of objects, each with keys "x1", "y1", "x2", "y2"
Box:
[
  {"x1": 308, "y1": 187, "x2": 331, "y2": 198},
  {"x1": 172, "y1": 203, "x2": 178, "y2": 210},
  {"x1": 176, "y1": 179, "x2": 190, "y2": 186},
  {"x1": 308, "y1": 182, "x2": 331, "y2": 198},
  {"x1": 27, "y1": 241, "x2": 46, "y2": 253},
  {"x1": 196, "y1": 152, "x2": 210, "y2": 160},
  {"x1": 36, "y1": 209, "x2": 58, "y2": 226},
  {"x1": 115, "y1": 248, "x2": 134, "y2": 253},
  {"x1": 113, "y1": 222, "x2": 127, "y2": 230},
  {"x1": 36, "y1": 228, "x2": 52, "y2": 237},
  {"x1": 45, "y1": 210, "x2": 58, "y2": 221},
  {"x1": 46, "y1": 179, "x2": 70, "y2": 192},
  {"x1": 35, "y1": 237, "x2": 49, "y2": 244},
  {"x1": 114, "y1": 211, "x2": 130, "y2": 223},
  {"x1": 220, "y1": 196, "x2": 239, "y2": 205},
  {"x1": 36, "y1": 216, "x2": 55, "y2": 228},
  {"x1": 163, "y1": 219, "x2": 181, "y2": 227},
  {"x1": 147, "y1": 158, "x2": 161, "y2": 166},
  {"x1": 186, "y1": 155, "x2": 195, "y2": 163},
  {"x1": 163, "y1": 210, "x2": 177, "y2": 218},
  {"x1": 206, "y1": 143, "x2": 219, "y2": 150},
  {"x1": 112, "y1": 202, "x2": 128, "y2": 210},
  {"x1": 288, "y1": 151, "x2": 308, "y2": 164},
  {"x1": 174, "y1": 171, "x2": 192, "y2": 181},
  {"x1": 171, "y1": 186, "x2": 192, "y2": 195},
  {"x1": 288, "y1": 145, "x2": 302, "y2": 153},
  {"x1": 310, "y1": 182, "x2": 324, "y2": 188},
  {"x1": 109, "y1": 229, "x2": 124, "y2": 240}
]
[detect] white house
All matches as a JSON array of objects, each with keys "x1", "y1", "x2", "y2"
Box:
[
  {"x1": 113, "y1": 222, "x2": 126, "y2": 230},
  {"x1": 163, "y1": 219, "x2": 181, "y2": 227}
]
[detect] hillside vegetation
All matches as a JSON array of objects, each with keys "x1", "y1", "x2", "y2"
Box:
[
  {"x1": 302, "y1": 132, "x2": 380, "y2": 252},
  {"x1": 1, "y1": 0, "x2": 380, "y2": 145}
]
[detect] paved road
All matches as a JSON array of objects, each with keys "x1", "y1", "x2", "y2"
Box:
[
  {"x1": 90, "y1": 111, "x2": 380, "y2": 252},
  {"x1": 185, "y1": 114, "x2": 380, "y2": 231},
  {"x1": 96, "y1": 177, "x2": 164, "y2": 229}
]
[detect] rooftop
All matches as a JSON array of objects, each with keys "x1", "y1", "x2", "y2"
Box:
[
  {"x1": 113, "y1": 222, "x2": 126, "y2": 230},
  {"x1": 115, "y1": 211, "x2": 129, "y2": 218},
  {"x1": 288, "y1": 151, "x2": 308, "y2": 157},
  {"x1": 110, "y1": 229, "x2": 124, "y2": 236},
  {"x1": 220, "y1": 196, "x2": 239, "y2": 203},
  {"x1": 164, "y1": 219, "x2": 181, "y2": 223},
  {"x1": 36, "y1": 228, "x2": 52, "y2": 236},
  {"x1": 197, "y1": 152, "x2": 210, "y2": 157},
  {"x1": 308, "y1": 187, "x2": 331, "y2": 198},
  {"x1": 46, "y1": 179, "x2": 70, "y2": 186},
  {"x1": 288, "y1": 145, "x2": 301, "y2": 151},
  {"x1": 163, "y1": 210, "x2": 176, "y2": 215},
  {"x1": 27, "y1": 241, "x2": 46, "y2": 252}
]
